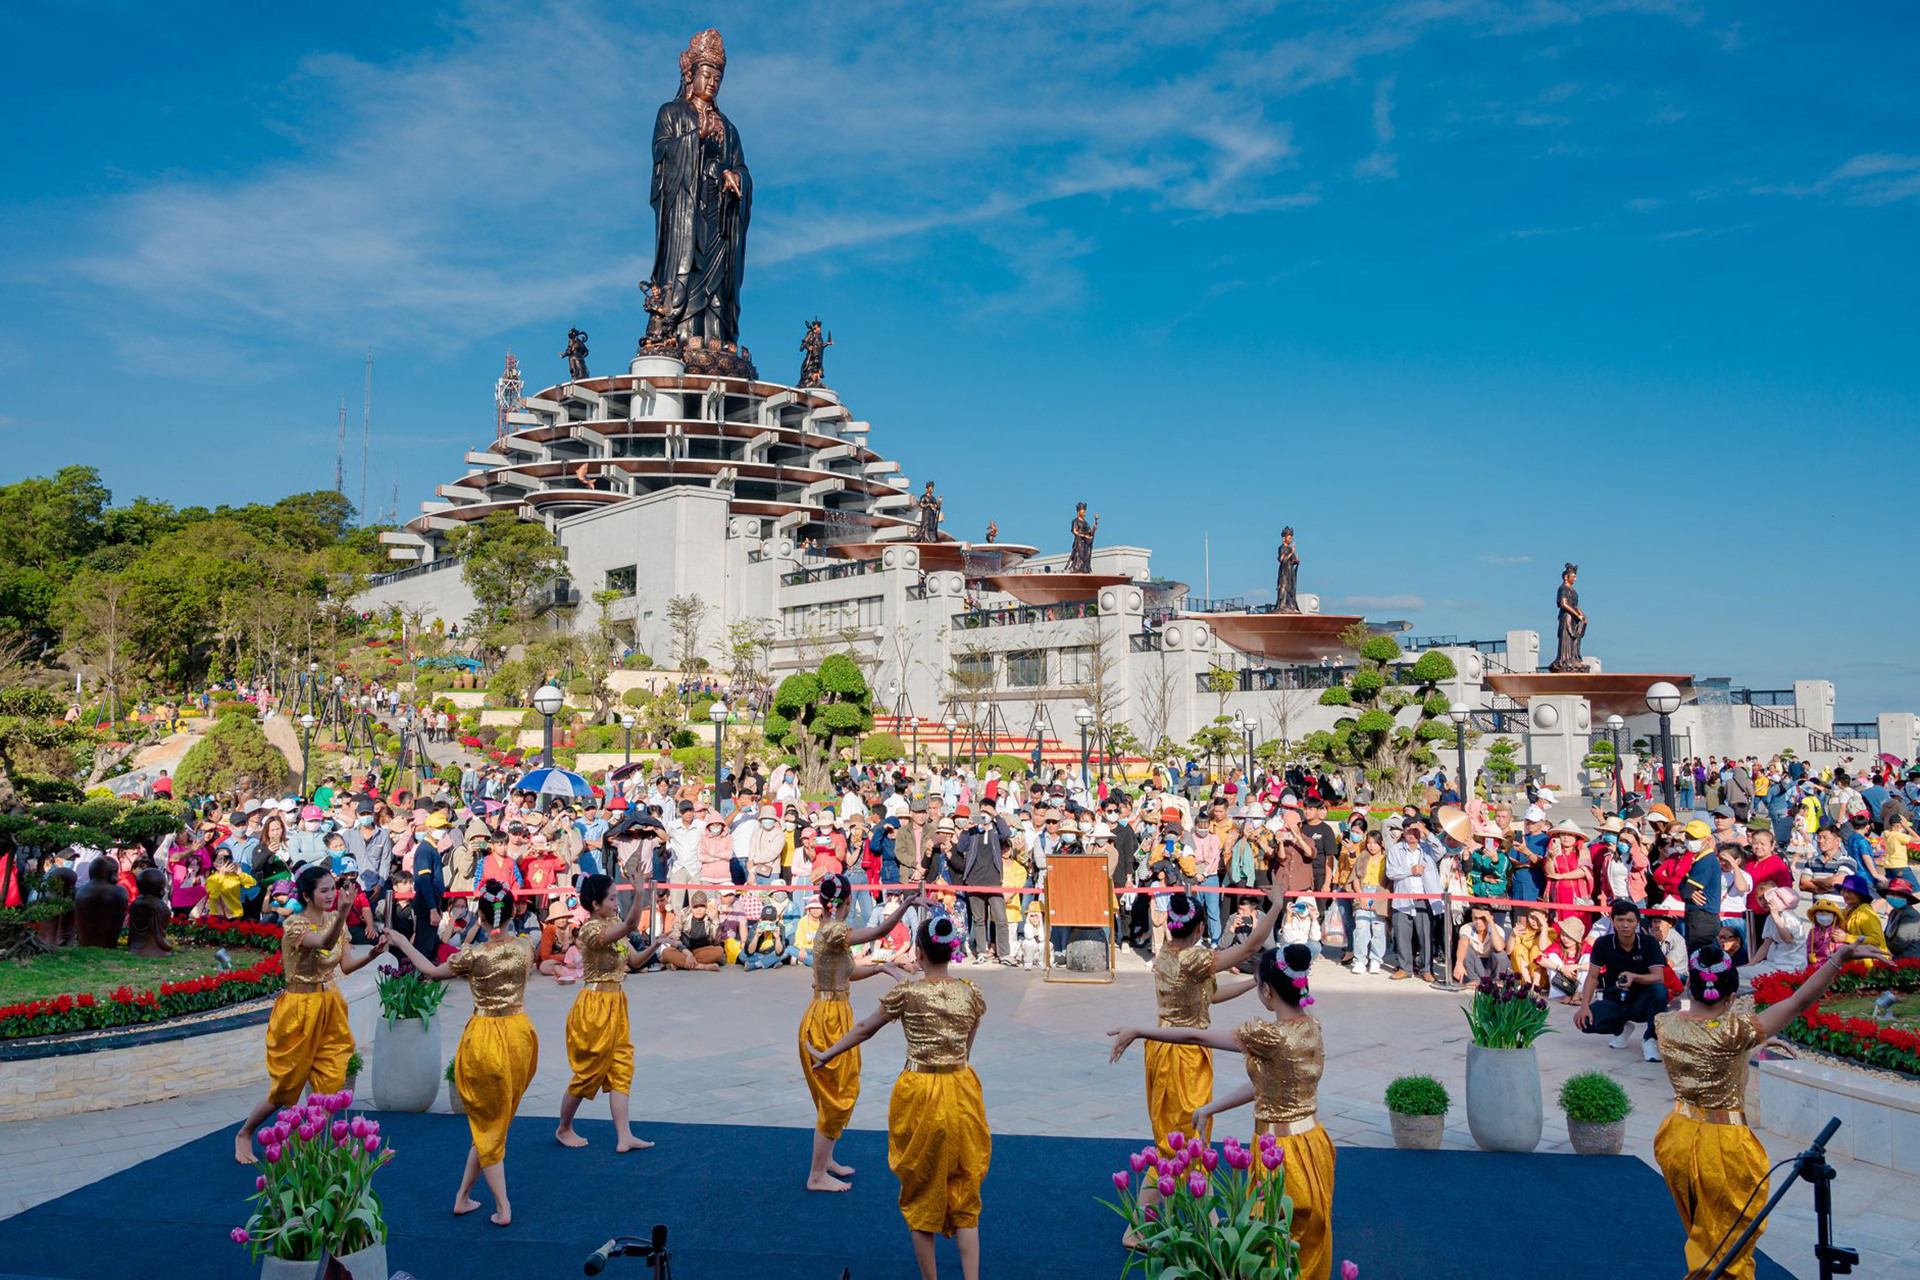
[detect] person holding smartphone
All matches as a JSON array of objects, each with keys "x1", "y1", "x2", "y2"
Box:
[{"x1": 1572, "y1": 899, "x2": 1667, "y2": 1062}]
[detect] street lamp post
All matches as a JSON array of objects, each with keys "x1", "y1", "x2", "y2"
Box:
[
  {"x1": 1449, "y1": 702, "x2": 1471, "y2": 802},
  {"x1": 943, "y1": 713, "x2": 957, "y2": 768},
  {"x1": 1074, "y1": 706, "x2": 1094, "y2": 790},
  {"x1": 1605, "y1": 713, "x2": 1626, "y2": 807},
  {"x1": 532, "y1": 682, "x2": 564, "y2": 768},
  {"x1": 1646, "y1": 682, "x2": 1683, "y2": 813},
  {"x1": 298, "y1": 713, "x2": 317, "y2": 799},
  {"x1": 709, "y1": 700, "x2": 730, "y2": 802},
  {"x1": 621, "y1": 712, "x2": 637, "y2": 766}
]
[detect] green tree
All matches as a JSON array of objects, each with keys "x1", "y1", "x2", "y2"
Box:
[
  {"x1": 1185, "y1": 715, "x2": 1240, "y2": 776},
  {"x1": 766, "y1": 653, "x2": 872, "y2": 792},
  {"x1": 1305, "y1": 627, "x2": 1457, "y2": 804},
  {"x1": 665, "y1": 593, "x2": 711, "y2": 673},
  {"x1": 0, "y1": 687, "x2": 98, "y2": 813},
  {"x1": 174, "y1": 713, "x2": 292, "y2": 796},
  {"x1": 448, "y1": 512, "x2": 569, "y2": 630}
]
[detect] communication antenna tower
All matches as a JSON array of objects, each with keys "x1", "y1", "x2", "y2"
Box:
[
  {"x1": 360, "y1": 347, "x2": 374, "y2": 521},
  {"x1": 335, "y1": 398, "x2": 346, "y2": 494}
]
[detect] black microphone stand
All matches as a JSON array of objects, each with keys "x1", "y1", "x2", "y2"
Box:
[{"x1": 1704, "y1": 1116, "x2": 1855, "y2": 1280}]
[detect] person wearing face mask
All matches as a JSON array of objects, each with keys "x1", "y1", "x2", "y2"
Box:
[
  {"x1": 1883, "y1": 883, "x2": 1920, "y2": 959},
  {"x1": 1678, "y1": 821, "x2": 1723, "y2": 952},
  {"x1": 287, "y1": 804, "x2": 332, "y2": 869},
  {"x1": 746, "y1": 806, "x2": 786, "y2": 884}
]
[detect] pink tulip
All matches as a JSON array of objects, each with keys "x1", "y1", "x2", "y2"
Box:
[
  {"x1": 1112, "y1": 1171, "x2": 1130, "y2": 1191},
  {"x1": 331, "y1": 1120, "x2": 349, "y2": 1142},
  {"x1": 349, "y1": 1117, "x2": 370, "y2": 1139},
  {"x1": 1186, "y1": 1172, "x2": 1208, "y2": 1197},
  {"x1": 1342, "y1": 1262, "x2": 1360, "y2": 1280},
  {"x1": 1224, "y1": 1146, "x2": 1251, "y2": 1171},
  {"x1": 1201, "y1": 1148, "x2": 1220, "y2": 1172},
  {"x1": 254, "y1": 1175, "x2": 267, "y2": 1191},
  {"x1": 1143, "y1": 1207, "x2": 1159, "y2": 1223},
  {"x1": 1157, "y1": 1176, "x2": 1177, "y2": 1198},
  {"x1": 363, "y1": 1135, "x2": 380, "y2": 1154},
  {"x1": 230, "y1": 1228, "x2": 250, "y2": 1244},
  {"x1": 1258, "y1": 1131, "x2": 1278, "y2": 1149},
  {"x1": 1168, "y1": 1130, "x2": 1187, "y2": 1150},
  {"x1": 1261, "y1": 1147, "x2": 1283, "y2": 1170},
  {"x1": 324, "y1": 1092, "x2": 348, "y2": 1113},
  {"x1": 277, "y1": 1108, "x2": 298, "y2": 1125},
  {"x1": 1128, "y1": 1152, "x2": 1150, "y2": 1172},
  {"x1": 263, "y1": 1144, "x2": 282, "y2": 1163}
]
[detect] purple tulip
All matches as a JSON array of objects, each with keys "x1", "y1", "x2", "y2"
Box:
[
  {"x1": 1112, "y1": 1171, "x2": 1130, "y2": 1191},
  {"x1": 1143, "y1": 1207, "x2": 1159, "y2": 1223},
  {"x1": 1224, "y1": 1146, "x2": 1252, "y2": 1171},
  {"x1": 277, "y1": 1108, "x2": 298, "y2": 1125},
  {"x1": 1258, "y1": 1131, "x2": 1278, "y2": 1150},
  {"x1": 1342, "y1": 1262, "x2": 1360, "y2": 1280},
  {"x1": 254, "y1": 1175, "x2": 267, "y2": 1191},
  {"x1": 1128, "y1": 1152, "x2": 1150, "y2": 1172},
  {"x1": 1201, "y1": 1148, "x2": 1220, "y2": 1172},
  {"x1": 1186, "y1": 1172, "x2": 1208, "y2": 1197},
  {"x1": 1168, "y1": 1130, "x2": 1187, "y2": 1151},
  {"x1": 363, "y1": 1135, "x2": 380, "y2": 1154},
  {"x1": 1157, "y1": 1176, "x2": 1177, "y2": 1198},
  {"x1": 331, "y1": 1119, "x2": 349, "y2": 1142},
  {"x1": 1261, "y1": 1147, "x2": 1283, "y2": 1170},
  {"x1": 230, "y1": 1228, "x2": 250, "y2": 1244},
  {"x1": 263, "y1": 1144, "x2": 282, "y2": 1164}
]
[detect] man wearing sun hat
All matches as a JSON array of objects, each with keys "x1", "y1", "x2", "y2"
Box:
[{"x1": 1678, "y1": 818, "x2": 1723, "y2": 951}]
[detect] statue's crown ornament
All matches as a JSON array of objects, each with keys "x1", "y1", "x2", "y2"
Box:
[{"x1": 680, "y1": 28, "x2": 726, "y2": 76}]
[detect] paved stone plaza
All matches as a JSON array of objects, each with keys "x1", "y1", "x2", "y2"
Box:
[{"x1": 0, "y1": 962, "x2": 1910, "y2": 1278}]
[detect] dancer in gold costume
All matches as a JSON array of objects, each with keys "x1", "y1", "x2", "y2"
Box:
[
  {"x1": 798, "y1": 871, "x2": 921, "y2": 1192},
  {"x1": 1653, "y1": 939, "x2": 1885, "y2": 1279},
  {"x1": 233, "y1": 864, "x2": 383, "y2": 1164},
  {"x1": 386, "y1": 880, "x2": 538, "y2": 1227},
  {"x1": 1110, "y1": 943, "x2": 1336, "y2": 1280},
  {"x1": 810, "y1": 915, "x2": 987, "y2": 1280},
  {"x1": 1110, "y1": 879, "x2": 1285, "y2": 1243},
  {"x1": 553, "y1": 867, "x2": 676, "y2": 1151}
]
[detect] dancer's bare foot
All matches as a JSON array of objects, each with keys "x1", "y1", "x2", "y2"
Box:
[
  {"x1": 554, "y1": 1126, "x2": 588, "y2": 1148},
  {"x1": 615, "y1": 1135, "x2": 654, "y2": 1152},
  {"x1": 491, "y1": 1206, "x2": 512, "y2": 1227},
  {"x1": 1122, "y1": 1229, "x2": 1144, "y2": 1250},
  {"x1": 453, "y1": 1197, "x2": 481, "y2": 1216},
  {"x1": 233, "y1": 1131, "x2": 257, "y2": 1165},
  {"x1": 828, "y1": 1161, "x2": 855, "y2": 1177},
  {"x1": 806, "y1": 1173, "x2": 852, "y2": 1192}
]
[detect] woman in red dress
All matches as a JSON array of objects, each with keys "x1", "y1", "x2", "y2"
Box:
[{"x1": 1543, "y1": 820, "x2": 1593, "y2": 924}]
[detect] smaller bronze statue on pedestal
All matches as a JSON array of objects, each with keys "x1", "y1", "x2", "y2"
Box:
[
  {"x1": 638, "y1": 281, "x2": 681, "y2": 357},
  {"x1": 796, "y1": 318, "x2": 832, "y2": 388},
  {"x1": 127, "y1": 867, "x2": 174, "y2": 957},
  {"x1": 74, "y1": 856, "x2": 129, "y2": 949},
  {"x1": 1548, "y1": 562, "x2": 1589, "y2": 673},
  {"x1": 1065, "y1": 502, "x2": 1098, "y2": 573},
  {"x1": 1275, "y1": 526, "x2": 1301, "y2": 613},
  {"x1": 33, "y1": 866, "x2": 77, "y2": 949},
  {"x1": 560, "y1": 327, "x2": 591, "y2": 381},
  {"x1": 984, "y1": 520, "x2": 998, "y2": 544},
  {"x1": 915, "y1": 482, "x2": 943, "y2": 542}
]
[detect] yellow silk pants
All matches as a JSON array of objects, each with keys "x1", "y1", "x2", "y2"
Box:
[
  {"x1": 264, "y1": 988, "x2": 353, "y2": 1107},
  {"x1": 1252, "y1": 1123, "x2": 1337, "y2": 1280},
  {"x1": 799, "y1": 997, "x2": 860, "y2": 1138},
  {"x1": 1654, "y1": 1110, "x2": 1768, "y2": 1280},
  {"x1": 455, "y1": 1012, "x2": 539, "y2": 1168},
  {"x1": 888, "y1": 1067, "x2": 991, "y2": 1236},
  {"x1": 1143, "y1": 1040, "x2": 1213, "y2": 1156},
  {"x1": 564, "y1": 988, "x2": 633, "y2": 1099}
]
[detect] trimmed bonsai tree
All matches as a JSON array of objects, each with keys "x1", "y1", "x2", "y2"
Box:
[
  {"x1": 765, "y1": 652, "x2": 872, "y2": 793},
  {"x1": 1303, "y1": 627, "x2": 1458, "y2": 805}
]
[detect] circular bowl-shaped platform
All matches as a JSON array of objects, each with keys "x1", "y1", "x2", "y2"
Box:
[
  {"x1": 819, "y1": 541, "x2": 1037, "y2": 572},
  {"x1": 980, "y1": 572, "x2": 1130, "y2": 606},
  {"x1": 1483, "y1": 672, "x2": 1695, "y2": 718},
  {"x1": 1183, "y1": 612, "x2": 1367, "y2": 663}
]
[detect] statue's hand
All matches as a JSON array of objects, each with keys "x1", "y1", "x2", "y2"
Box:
[{"x1": 722, "y1": 169, "x2": 743, "y2": 198}]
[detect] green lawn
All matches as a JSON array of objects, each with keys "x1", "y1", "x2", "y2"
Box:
[
  {"x1": 1822, "y1": 992, "x2": 1920, "y2": 1034},
  {"x1": 0, "y1": 945, "x2": 240, "y2": 1005}
]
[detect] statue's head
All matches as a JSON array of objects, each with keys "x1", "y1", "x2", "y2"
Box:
[
  {"x1": 680, "y1": 28, "x2": 726, "y2": 104},
  {"x1": 1562, "y1": 561, "x2": 1578, "y2": 582},
  {"x1": 1281, "y1": 526, "x2": 1294, "y2": 540}
]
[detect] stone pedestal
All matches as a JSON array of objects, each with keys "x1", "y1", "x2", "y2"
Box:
[{"x1": 1525, "y1": 694, "x2": 1591, "y2": 796}]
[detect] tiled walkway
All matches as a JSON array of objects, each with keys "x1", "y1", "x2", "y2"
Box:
[{"x1": 3, "y1": 960, "x2": 1912, "y2": 1277}]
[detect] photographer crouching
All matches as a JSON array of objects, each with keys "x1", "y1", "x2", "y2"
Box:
[{"x1": 1571, "y1": 899, "x2": 1668, "y2": 1063}]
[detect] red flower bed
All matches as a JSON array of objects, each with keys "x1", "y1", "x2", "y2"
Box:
[
  {"x1": 0, "y1": 919, "x2": 285, "y2": 1041},
  {"x1": 1753, "y1": 958, "x2": 1920, "y2": 1075}
]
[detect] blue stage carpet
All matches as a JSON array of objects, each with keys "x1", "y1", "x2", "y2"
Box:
[{"x1": 0, "y1": 1115, "x2": 1792, "y2": 1279}]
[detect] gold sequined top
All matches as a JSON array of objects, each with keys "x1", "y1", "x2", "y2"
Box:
[
  {"x1": 447, "y1": 936, "x2": 534, "y2": 1017},
  {"x1": 577, "y1": 918, "x2": 626, "y2": 987},
  {"x1": 811, "y1": 921, "x2": 853, "y2": 995},
  {"x1": 1655, "y1": 1012, "x2": 1761, "y2": 1112},
  {"x1": 1234, "y1": 1016, "x2": 1324, "y2": 1126},
  {"x1": 280, "y1": 915, "x2": 342, "y2": 988},
  {"x1": 879, "y1": 978, "x2": 986, "y2": 1070},
  {"x1": 1152, "y1": 944, "x2": 1217, "y2": 1029}
]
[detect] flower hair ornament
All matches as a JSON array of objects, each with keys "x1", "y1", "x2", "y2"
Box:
[
  {"x1": 1280, "y1": 954, "x2": 1315, "y2": 1007},
  {"x1": 927, "y1": 915, "x2": 958, "y2": 943},
  {"x1": 1167, "y1": 895, "x2": 1200, "y2": 931},
  {"x1": 1691, "y1": 948, "x2": 1734, "y2": 1002}
]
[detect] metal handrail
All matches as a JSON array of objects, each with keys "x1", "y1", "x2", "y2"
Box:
[{"x1": 951, "y1": 600, "x2": 1099, "y2": 629}]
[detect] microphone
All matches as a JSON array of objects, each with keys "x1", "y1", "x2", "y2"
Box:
[
  {"x1": 1807, "y1": 1115, "x2": 1842, "y2": 1156},
  {"x1": 583, "y1": 1239, "x2": 619, "y2": 1276},
  {"x1": 650, "y1": 1224, "x2": 668, "y2": 1253}
]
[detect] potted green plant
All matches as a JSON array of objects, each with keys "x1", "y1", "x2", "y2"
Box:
[
  {"x1": 445, "y1": 1057, "x2": 464, "y2": 1114},
  {"x1": 371, "y1": 957, "x2": 447, "y2": 1113},
  {"x1": 232, "y1": 1089, "x2": 393, "y2": 1280},
  {"x1": 1384, "y1": 1075, "x2": 1449, "y2": 1150},
  {"x1": 1557, "y1": 1070, "x2": 1633, "y2": 1155},
  {"x1": 1462, "y1": 972, "x2": 1552, "y2": 1152},
  {"x1": 343, "y1": 1049, "x2": 364, "y2": 1097}
]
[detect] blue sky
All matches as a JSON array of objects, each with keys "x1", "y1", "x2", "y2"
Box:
[{"x1": 3, "y1": 1, "x2": 1916, "y2": 715}]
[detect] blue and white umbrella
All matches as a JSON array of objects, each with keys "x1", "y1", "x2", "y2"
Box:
[{"x1": 511, "y1": 766, "x2": 596, "y2": 799}]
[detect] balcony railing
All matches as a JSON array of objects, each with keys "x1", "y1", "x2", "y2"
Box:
[
  {"x1": 781, "y1": 557, "x2": 881, "y2": 587},
  {"x1": 1809, "y1": 728, "x2": 1874, "y2": 754},
  {"x1": 369, "y1": 555, "x2": 465, "y2": 587},
  {"x1": 1198, "y1": 665, "x2": 1353, "y2": 693},
  {"x1": 1128, "y1": 631, "x2": 1163, "y2": 652},
  {"x1": 951, "y1": 600, "x2": 1099, "y2": 629},
  {"x1": 1750, "y1": 705, "x2": 1806, "y2": 730},
  {"x1": 1831, "y1": 721, "x2": 1880, "y2": 742}
]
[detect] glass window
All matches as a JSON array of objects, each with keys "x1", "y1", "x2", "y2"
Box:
[
  {"x1": 605, "y1": 566, "x2": 637, "y2": 598},
  {"x1": 1058, "y1": 646, "x2": 1093, "y2": 686},
  {"x1": 956, "y1": 652, "x2": 995, "y2": 684},
  {"x1": 1007, "y1": 649, "x2": 1045, "y2": 688}
]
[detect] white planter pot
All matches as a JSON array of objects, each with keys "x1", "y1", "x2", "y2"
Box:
[
  {"x1": 1465, "y1": 1044, "x2": 1542, "y2": 1153},
  {"x1": 372, "y1": 1014, "x2": 440, "y2": 1113},
  {"x1": 261, "y1": 1242, "x2": 386, "y2": 1280}
]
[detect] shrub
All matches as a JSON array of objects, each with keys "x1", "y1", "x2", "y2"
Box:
[
  {"x1": 1318, "y1": 686, "x2": 1352, "y2": 707},
  {"x1": 1557, "y1": 1070, "x2": 1632, "y2": 1124},
  {"x1": 567, "y1": 676, "x2": 595, "y2": 697},
  {"x1": 212, "y1": 700, "x2": 260, "y2": 720},
  {"x1": 176, "y1": 714, "x2": 291, "y2": 795},
  {"x1": 621, "y1": 653, "x2": 654, "y2": 670},
  {"x1": 1384, "y1": 1074, "x2": 1450, "y2": 1116},
  {"x1": 621, "y1": 688, "x2": 651, "y2": 708},
  {"x1": 860, "y1": 731, "x2": 905, "y2": 763},
  {"x1": 689, "y1": 694, "x2": 715, "y2": 724},
  {"x1": 668, "y1": 728, "x2": 697, "y2": 750},
  {"x1": 671, "y1": 744, "x2": 715, "y2": 770}
]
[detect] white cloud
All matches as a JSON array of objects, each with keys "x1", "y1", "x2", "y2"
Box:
[
  {"x1": 1753, "y1": 153, "x2": 1920, "y2": 206},
  {"x1": 1477, "y1": 554, "x2": 1531, "y2": 565},
  {"x1": 1354, "y1": 76, "x2": 1398, "y2": 181}
]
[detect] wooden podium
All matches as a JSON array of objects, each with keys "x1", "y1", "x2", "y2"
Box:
[{"x1": 1042, "y1": 854, "x2": 1117, "y2": 984}]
